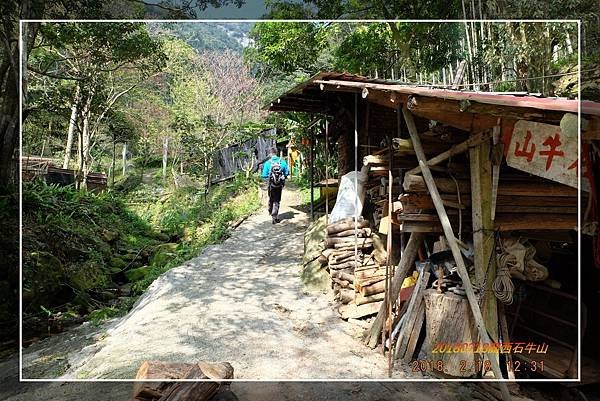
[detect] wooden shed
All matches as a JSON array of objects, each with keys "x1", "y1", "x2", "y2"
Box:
[{"x1": 269, "y1": 72, "x2": 600, "y2": 384}]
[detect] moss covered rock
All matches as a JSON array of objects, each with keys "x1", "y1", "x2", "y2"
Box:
[
  {"x1": 109, "y1": 257, "x2": 127, "y2": 270},
  {"x1": 26, "y1": 251, "x2": 65, "y2": 302},
  {"x1": 150, "y1": 243, "x2": 179, "y2": 267},
  {"x1": 124, "y1": 265, "x2": 151, "y2": 282},
  {"x1": 67, "y1": 260, "x2": 108, "y2": 292}
]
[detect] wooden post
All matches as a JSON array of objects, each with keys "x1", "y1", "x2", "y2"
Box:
[
  {"x1": 402, "y1": 105, "x2": 510, "y2": 401},
  {"x1": 470, "y1": 131, "x2": 499, "y2": 375},
  {"x1": 385, "y1": 141, "x2": 394, "y2": 375},
  {"x1": 325, "y1": 120, "x2": 329, "y2": 223},
  {"x1": 310, "y1": 129, "x2": 314, "y2": 220}
]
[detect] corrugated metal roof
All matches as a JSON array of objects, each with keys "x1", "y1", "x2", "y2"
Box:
[{"x1": 268, "y1": 71, "x2": 600, "y2": 117}]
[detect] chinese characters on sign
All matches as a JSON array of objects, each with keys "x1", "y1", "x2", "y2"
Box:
[{"x1": 506, "y1": 117, "x2": 580, "y2": 189}]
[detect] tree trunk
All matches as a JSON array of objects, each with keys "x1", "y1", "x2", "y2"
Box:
[
  {"x1": 162, "y1": 137, "x2": 168, "y2": 180},
  {"x1": 110, "y1": 138, "x2": 116, "y2": 187},
  {"x1": 0, "y1": 39, "x2": 19, "y2": 189},
  {"x1": 122, "y1": 142, "x2": 127, "y2": 176},
  {"x1": 63, "y1": 84, "x2": 81, "y2": 169},
  {"x1": 81, "y1": 109, "x2": 91, "y2": 189}
]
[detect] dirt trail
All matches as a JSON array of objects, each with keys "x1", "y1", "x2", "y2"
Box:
[{"x1": 23, "y1": 184, "x2": 402, "y2": 379}]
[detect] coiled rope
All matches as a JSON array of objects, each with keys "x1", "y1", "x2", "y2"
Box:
[{"x1": 494, "y1": 252, "x2": 515, "y2": 305}]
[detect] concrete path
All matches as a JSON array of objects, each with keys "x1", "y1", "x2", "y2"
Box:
[{"x1": 24, "y1": 185, "x2": 397, "y2": 379}]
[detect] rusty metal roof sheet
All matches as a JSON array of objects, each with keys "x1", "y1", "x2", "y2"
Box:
[{"x1": 268, "y1": 71, "x2": 600, "y2": 117}]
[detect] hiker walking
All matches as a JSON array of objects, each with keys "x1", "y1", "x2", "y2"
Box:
[{"x1": 262, "y1": 147, "x2": 289, "y2": 224}]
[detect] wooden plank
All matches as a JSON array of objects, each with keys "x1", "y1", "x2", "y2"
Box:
[
  {"x1": 505, "y1": 118, "x2": 578, "y2": 188},
  {"x1": 406, "y1": 130, "x2": 493, "y2": 175},
  {"x1": 403, "y1": 105, "x2": 510, "y2": 400},
  {"x1": 399, "y1": 193, "x2": 577, "y2": 210},
  {"x1": 404, "y1": 174, "x2": 577, "y2": 197},
  {"x1": 338, "y1": 301, "x2": 383, "y2": 319},
  {"x1": 364, "y1": 233, "x2": 425, "y2": 348},
  {"x1": 394, "y1": 271, "x2": 430, "y2": 360}
]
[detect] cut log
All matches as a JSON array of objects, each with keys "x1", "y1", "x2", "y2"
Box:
[
  {"x1": 359, "y1": 279, "x2": 387, "y2": 296},
  {"x1": 355, "y1": 276, "x2": 386, "y2": 292},
  {"x1": 331, "y1": 270, "x2": 355, "y2": 283},
  {"x1": 332, "y1": 278, "x2": 351, "y2": 288},
  {"x1": 329, "y1": 261, "x2": 362, "y2": 270},
  {"x1": 326, "y1": 219, "x2": 369, "y2": 235},
  {"x1": 333, "y1": 243, "x2": 374, "y2": 250},
  {"x1": 325, "y1": 237, "x2": 373, "y2": 247},
  {"x1": 355, "y1": 292, "x2": 386, "y2": 306},
  {"x1": 132, "y1": 361, "x2": 233, "y2": 401},
  {"x1": 355, "y1": 267, "x2": 387, "y2": 280},
  {"x1": 329, "y1": 228, "x2": 372, "y2": 238},
  {"x1": 364, "y1": 233, "x2": 424, "y2": 348},
  {"x1": 339, "y1": 301, "x2": 384, "y2": 319},
  {"x1": 336, "y1": 288, "x2": 355, "y2": 304},
  {"x1": 423, "y1": 290, "x2": 480, "y2": 377}
]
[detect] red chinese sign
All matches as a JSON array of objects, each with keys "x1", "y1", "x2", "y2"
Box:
[{"x1": 506, "y1": 119, "x2": 580, "y2": 189}]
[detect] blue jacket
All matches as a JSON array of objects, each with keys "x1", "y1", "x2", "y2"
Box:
[{"x1": 262, "y1": 156, "x2": 289, "y2": 179}]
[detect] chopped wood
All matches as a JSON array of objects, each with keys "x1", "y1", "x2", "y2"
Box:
[
  {"x1": 326, "y1": 237, "x2": 374, "y2": 248},
  {"x1": 132, "y1": 361, "x2": 233, "y2": 401},
  {"x1": 355, "y1": 292, "x2": 386, "y2": 306},
  {"x1": 332, "y1": 278, "x2": 351, "y2": 288},
  {"x1": 331, "y1": 270, "x2": 355, "y2": 283},
  {"x1": 329, "y1": 260, "x2": 362, "y2": 270},
  {"x1": 333, "y1": 242, "x2": 373, "y2": 250},
  {"x1": 329, "y1": 228, "x2": 372, "y2": 238},
  {"x1": 355, "y1": 275, "x2": 386, "y2": 288},
  {"x1": 355, "y1": 267, "x2": 387, "y2": 280},
  {"x1": 335, "y1": 288, "x2": 355, "y2": 304},
  {"x1": 326, "y1": 219, "x2": 369, "y2": 235},
  {"x1": 359, "y1": 278, "x2": 388, "y2": 296},
  {"x1": 339, "y1": 301, "x2": 384, "y2": 319}
]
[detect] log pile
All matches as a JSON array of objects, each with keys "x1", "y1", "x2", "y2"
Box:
[{"x1": 319, "y1": 217, "x2": 387, "y2": 319}]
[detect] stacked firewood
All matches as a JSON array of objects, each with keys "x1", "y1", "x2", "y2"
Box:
[{"x1": 319, "y1": 218, "x2": 391, "y2": 319}]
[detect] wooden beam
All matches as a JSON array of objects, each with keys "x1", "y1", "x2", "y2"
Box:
[
  {"x1": 404, "y1": 174, "x2": 578, "y2": 197},
  {"x1": 405, "y1": 130, "x2": 493, "y2": 175},
  {"x1": 402, "y1": 105, "x2": 511, "y2": 400}
]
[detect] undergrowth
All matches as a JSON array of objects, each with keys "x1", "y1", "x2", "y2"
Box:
[{"x1": 21, "y1": 172, "x2": 261, "y2": 340}]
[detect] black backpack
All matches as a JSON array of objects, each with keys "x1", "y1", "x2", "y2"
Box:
[{"x1": 269, "y1": 160, "x2": 285, "y2": 188}]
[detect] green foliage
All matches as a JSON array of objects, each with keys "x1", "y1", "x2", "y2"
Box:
[
  {"x1": 246, "y1": 22, "x2": 330, "y2": 74},
  {"x1": 22, "y1": 181, "x2": 159, "y2": 317}
]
